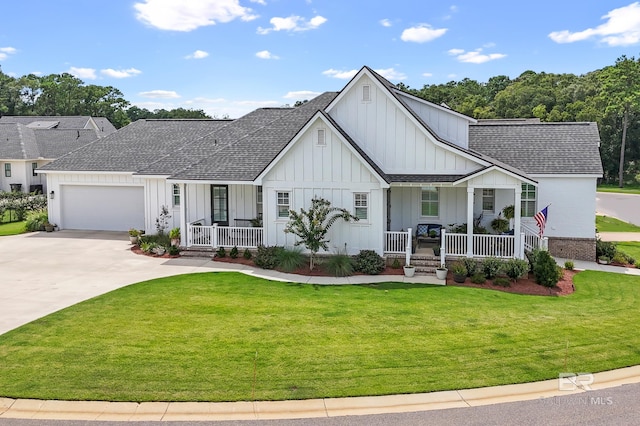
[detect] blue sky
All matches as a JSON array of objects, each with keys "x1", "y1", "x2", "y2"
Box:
[{"x1": 1, "y1": 1, "x2": 639, "y2": 118}]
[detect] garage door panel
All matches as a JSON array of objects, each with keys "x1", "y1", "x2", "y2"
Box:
[{"x1": 61, "y1": 185, "x2": 144, "y2": 231}]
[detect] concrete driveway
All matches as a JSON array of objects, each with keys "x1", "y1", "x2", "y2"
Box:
[{"x1": 0, "y1": 231, "x2": 216, "y2": 335}]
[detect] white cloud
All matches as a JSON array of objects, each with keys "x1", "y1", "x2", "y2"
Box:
[
  {"x1": 447, "y1": 73, "x2": 457, "y2": 79},
  {"x1": 250, "y1": 0, "x2": 266, "y2": 4},
  {"x1": 375, "y1": 67, "x2": 407, "y2": 81},
  {"x1": 134, "y1": 0, "x2": 258, "y2": 32},
  {"x1": 185, "y1": 50, "x2": 209, "y2": 59},
  {"x1": 283, "y1": 90, "x2": 321, "y2": 99},
  {"x1": 0, "y1": 46, "x2": 17, "y2": 60},
  {"x1": 257, "y1": 14, "x2": 327, "y2": 34},
  {"x1": 422, "y1": 72, "x2": 433, "y2": 77},
  {"x1": 448, "y1": 47, "x2": 506, "y2": 64},
  {"x1": 68, "y1": 67, "x2": 97, "y2": 80},
  {"x1": 401, "y1": 24, "x2": 447, "y2": 43},
  {"x1": 322, "y1": 68, "x2": 359, "y2": 79},
  {"x1": 101, "y1": 68, "x2": 142, "y2": 78},
  {"x1": 139, "y1": 90, "x2": 181, "y2": 99},
  {"x1": 549, "y1": 2, "x2": 640, "y2": 46},
  {"x1": 380, "y1": 19, "x2": 392, "y2": 27},
  {"x1": 256, "y1": 50, "x2": 279, "y2": 59},
  {"x1": 184, "y1": 97, "x2": 226, "y2": 104}
]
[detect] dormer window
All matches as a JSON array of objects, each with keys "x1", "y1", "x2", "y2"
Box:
[
  {"x1": 316, "y1": 128, "x2": 326, "y2": 146},
  {"x1": 362, "y1": 84, "x2": 371, "y2": 102}
]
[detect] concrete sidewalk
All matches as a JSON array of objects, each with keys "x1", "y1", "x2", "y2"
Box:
[
  {"x1": 597, "y1": 232, "x2": 640, "y2": 242},
  {"x1": 2, "y1": 366, "x2": 640, "y2": 421}
]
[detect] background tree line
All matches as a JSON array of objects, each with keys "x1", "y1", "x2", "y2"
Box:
[
  {"x1": 2, "y1": 56, "x2": 639, "y2": 186},
  {"x1": 0, "y1": 68, "x2": 210, "y2": 130}
]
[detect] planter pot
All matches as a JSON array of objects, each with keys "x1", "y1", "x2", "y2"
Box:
[
  {"x1": 44, "y1": 225, "x2": 54, "y2": 232},
  {"x1": 403, "y1": 266, "x2": 416, "y2": 277},
  {"x1": 453, "y1": 273, "x2": 466, "y2": 283},
  {"x1": 171, "y1": 238, "x2": 180, "y2": 247},
  {"x1": 435, "y1": 268, "x2": 448, "y2": 280},
  {"x1": 153, "y1": 247, "x2": 166, "y2": 256},
  {"x1": 129, "y1": 236, "x2": 138, "y2": 245}
]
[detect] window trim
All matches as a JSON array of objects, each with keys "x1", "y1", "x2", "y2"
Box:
[
  {"x1": 482, "y1": 188, "x2": 495, "y2": 212},
  {"x1": 172, "y1": 184, "x2": 180, "y2": 207},
  {"x1": 420, "y1": 187, "x2": 439, "y2": 217},
  {"x1": 316, "y1": 128, "x2": 326, "y2": 146},
  {"x1": 32, "y1": 162, "x2": 38, "y2": 177},
  {"x1": 256, "y1": 186, "x2": 263, "y2": 219},
  {"x1": 362, "y1": 84, "x2": 371, "y2": 102},
  {"x1": 521, "y1": 184, "x2": 536, "y2": 217},
  {"x1": 276, "y1": 191, "x2": 291, "y2": 220},
  {"x1": 4, "y1": 163, "x2": 11, "y2": 178},
  {"x1": 354, "y1": 192, "x2": 369, "y2": 221}
]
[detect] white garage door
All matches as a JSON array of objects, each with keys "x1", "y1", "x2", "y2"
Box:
[{"x1": 61, "y1": 185, "x2": 144, "y2": 231}]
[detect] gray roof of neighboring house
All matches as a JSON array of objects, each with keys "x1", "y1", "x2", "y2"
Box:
[
  {"x1": 0, "y1": 116, "x2": 116, "y2": 137},
  {"x1": 469, "y1": 121, "x2": 604, "y2": 175},
  {"x1": 39, "y1": 119, "x2": 232, "y2": 172},
  {"x1": 35, "y1": 129, "x2": 103, "y2": 158},
  {"x1": 0, "y1": 124, "x2": 99, "y2": 160}
]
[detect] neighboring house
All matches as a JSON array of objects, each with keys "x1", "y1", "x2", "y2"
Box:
[
  {"x1": 39, "y1": 67, "x2": 603, "y2": 261},
  {"x1": 0, "y1": 116, "x2": 116, "y2": 194}
]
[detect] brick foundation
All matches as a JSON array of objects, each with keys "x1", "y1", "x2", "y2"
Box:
[{"x1": 548, "y1": 237, "x2": 596, "y2": 261}]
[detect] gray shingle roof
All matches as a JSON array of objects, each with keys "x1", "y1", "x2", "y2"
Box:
[
  {"x1": 35, "y1": 129, "x2": 103, "y2": 158},
  {"x1": 0, "y1": 116, "x2": 116, "y2": 137},
  {"x1": 469, "y1": 122, "x2": 603, "y2": 175},
  {"x1": 39, "y1": 119, "x2": 232, "y2": 172},
  {"x1": 0, "y1": 124, "x2": 103, "y2": 160}
]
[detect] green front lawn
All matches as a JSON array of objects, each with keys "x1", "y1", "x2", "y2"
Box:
[
  {"x1": 0, "y1": 220, "x2": 26, "y2": 236},
  {"x1": 598, "y1": 183, "x2": 640, "y2": 195},
  {"x1": 0, "y1": 271, "x2": 639, "y2": 402},
  {"x1": 596, "y1": 215, "x2": 640, "y2": 232},
  {"x1": 615, "y1": 242, "x2": 640, "y2": 261}
]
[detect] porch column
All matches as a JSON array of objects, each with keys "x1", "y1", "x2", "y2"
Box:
[
  {"x1": 514, "y1": 186, "x2": 522, "y2": 258},
  {"x1": 179, "y1": 183, "x2": 187, "y2": 246},
  {"x1": 466, "y1": 187, "x2": 474, "y2": 257}
]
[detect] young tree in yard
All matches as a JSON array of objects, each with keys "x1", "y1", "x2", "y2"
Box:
[{"x1": 284, "y1": 197, "x2": 359, "y2": 270}]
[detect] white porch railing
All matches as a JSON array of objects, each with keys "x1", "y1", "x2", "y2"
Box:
[
  {"x1": 187, "y1": 220, "x2": 263, "y2": 249},
  {"x1": 442, "y1": 231, "x2": 517, "y2": 259},
  {"x1": 521, "y1": 223, "x2": 548, "y2": 252},
  {"x1": 383, "y1": 228, "x2": 412, "y2": 266}
]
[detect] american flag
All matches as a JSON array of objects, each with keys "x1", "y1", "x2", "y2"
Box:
[{"x1": 534, "y1": 206, "x2": 548, "y2": 237}]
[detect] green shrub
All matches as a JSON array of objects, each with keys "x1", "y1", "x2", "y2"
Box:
[
  {"x1": 168, "y1": 245, "x2": 180, "y2": 256},
  {"x1": 526, "y1": 248, "x2": 543, "y2": 273},
  {"x1": 230, "y1": 246, "x2": 239, "y2": 259},
  {"x1": 276, "y1": 247, "x2": 305, "y2": 272},
  {"x1": 324, "y1": 253, "x2": 354, "y2": 277},
  {"x1": 391, "y1": 257, "x2": 401, "y2": 269},
  {"x1": 596, "y1": 237, "x2": 616, "y2": 260},
  {"x1": 612, "y1": 251, "x2": 627, "y2": 265},
  {"x1": 215, "y1": 247, "x2": 227, "y2": 258},
  {"x1": 254, "y1": 245, "x2": 284, "y2": 270},
  {"x1": 140, "y1": 241, "x2": 157, "y2": 253},
  {"x1": 481, "y1": 256, "x2": 503, "y2": 279},
  {"x1": 493, "y1": 277, "x2": 511, "y2": 287},
  {"x1": 461, "y1": 257, "x2": 478, "y2": 277},
  {"x1": 451, "y1": 261, "x2": 467, "y2": 276},
  {"x1": 25, "y1": 209, "x2": 48, "y2": 232},
  {"x1": 243, "y1": 248, "x2": 252, "y2": 260},
  {"x1": 533, "y1": 250, "x2": 562, "y2": 287},
  {"x1": 503, "y1": 258, "x2": 529, "y2": 282},
  {"x1": 564, "y1": 260, "x2": 574, "y2": 270},
  {"x1": 470, "y1": 273, "x2": 486, "y2": 284},
  {"x1": 354, "y1": 250, "x2": 385, "y2": 275},
  {"x1": 490, "y1": 217, "x2": 509, "y2": 234},
  {"x1": 139, "y1": 233, "x2": 170, "y2": 248}
]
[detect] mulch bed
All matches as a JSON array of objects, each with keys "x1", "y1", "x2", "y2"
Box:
[
  {"x1": 131, "y1": 247, "x2": 576, "y2": 296},
  {"x1": 447, "y1": 269, "x2": 578, "y2": 296}
]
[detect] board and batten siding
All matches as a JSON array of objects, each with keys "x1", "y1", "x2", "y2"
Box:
[
  {"x1": 390, "y1": 187, "x2": 468, "y2": 232},
  {"x1": 144, "y1": 178, "x2": 181, "y2": 232},
  {"x1": 262, "y1": 118, "x2": 385, "y2": 254},
  {"x1": 45, "y1": 172, "x2": 145, "y2": 230},
  {"x1": 181, "y1": 183, "x2": 260, "y2": 226},
  {"x1": 328, "y1": 74, "x2": 482, "y2": 175}
]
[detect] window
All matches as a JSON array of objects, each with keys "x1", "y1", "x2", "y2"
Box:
[
  {"x1": 521, "y1": 184, "x2": 536, "y2": 217},
  {"x1": 32, "y1": 163, "x2": 38, "y2": 177},
  {"x1": 172, "y1": 184, "x2": 180, "y2": 206},
  {"x1": 482, "y1": 189, "x2": 495, "y2": 212},
  {"x1": 421, "y1": 187, "x2": 439, "y2": 217},
  {"x1": 316, "y1": 128, "x2": 326, "y2": 146},
  {"x1": 4, "y1": 163, "x2": 10, "y2": 177},
  {"x1": 354, "y1": 193, "x2": 368, "y2": 220},
  {"x1": 256, "y1": 186, "x2": 263, "y2": 218},
  {"x1": 277, "y1": 191, "x2": 290, "y2": 219},
  {"x1": 362, "y1": 84, "x2": 371, "y2": 102}
]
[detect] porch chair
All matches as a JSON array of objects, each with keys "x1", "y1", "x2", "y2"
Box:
[{"x1": 416, "y1": 223, "x2": 442, "y2": 248}]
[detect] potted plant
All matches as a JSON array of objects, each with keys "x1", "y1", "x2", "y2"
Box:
[
  {"x1": 403, "y1": 263, "x2": 416, "y2": 277},
  {"x1": 598, "y1": 256, "x2": 610, "y2": 265},
  {"x1": 435, "y1": 264, "x2": 448, "y2": 280},
  {"x1": 502, "y1": 204, "x2": 515, "y2": 230},
  {"x1": 128, "y1": 228, "x2": 140, "y2": 244},
  {"x1": 490, "y1": 215, "x2": 509, "y2": 234},
  {"x1": 169, "y1": 227, "x2": 181, "y2": 246},
  {"x1": 44, "y1": 221, "x2": 55, "y2": 232},
  {"x1": 451, "y1": 261, "x2": 467, "y2": 283}
]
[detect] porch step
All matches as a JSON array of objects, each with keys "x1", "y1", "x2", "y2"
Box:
[
  {"x1": 180, "y1": 247, "x2": 215, "y2": 258},
  {"x1": 410, "y1": 254, "x2": 441, "y2": 274}
]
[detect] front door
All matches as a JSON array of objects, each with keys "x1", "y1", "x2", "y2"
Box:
[{"x1": 211, "y1": 185, "x2": 229, "y2": 226}]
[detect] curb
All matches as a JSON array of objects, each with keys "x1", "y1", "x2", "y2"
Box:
[{"x1": 2, "y1": 365, "x2": 640, "y2": 421}]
